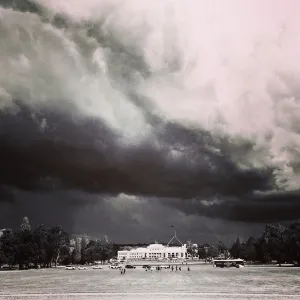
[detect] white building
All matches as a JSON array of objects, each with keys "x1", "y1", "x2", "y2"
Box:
[
  {"x1": 118, "y1": 243, "x2": 187, "y2": 260},
  {"x1": 118, "y1": 231, "x2": 191, "y2": 261}
]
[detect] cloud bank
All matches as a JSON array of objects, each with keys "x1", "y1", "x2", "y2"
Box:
[{"x1": 1, "y1": 0, "x2": 300, "y2": 237}]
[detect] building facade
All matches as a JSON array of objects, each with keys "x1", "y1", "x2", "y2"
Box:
[{"x1": 118, "y1": 243, "x2": 188, "y2": 260}]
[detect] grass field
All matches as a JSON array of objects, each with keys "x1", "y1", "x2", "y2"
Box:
[{"x1": 1, "y1": 264, "x2": 300, "y2": 299}]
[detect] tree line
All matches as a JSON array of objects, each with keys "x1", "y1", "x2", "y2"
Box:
[
  {"x1": 196, "y1": 220, "x2": 300, "y2": 266},
  {"x1": 0, "y1": 217, "x2": 118, "y2": 269},
  {"x1": 2, "y1": 217, "x2": 300, "y2": 269}
]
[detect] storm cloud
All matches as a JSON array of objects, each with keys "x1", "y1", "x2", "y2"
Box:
[{"x1": 1, "y1": 0, "x2": 300, "y2": 240}]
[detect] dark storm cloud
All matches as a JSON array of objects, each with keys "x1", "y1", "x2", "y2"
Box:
[
  {"x1": 0, "y1": 188, "x2": 265, "y2": 244},
  {"x1": 0, "y1": 0, "x2": 41, "y2": 14},
  {"x1": 163, "y1": 190, "x2": 300, "y2": 223},
  {"x1": 0, "y1": 188, "x2": 89, "y2": 233},
  {"x1": 0, "y1": 185, "x2": 15, "y2": 202},
  {"x1": 2, "y1": 102, "x2": 298, "y2": 223},
  {"x1": 0, "y1": 103, "x2": 275, "y2": 203}
]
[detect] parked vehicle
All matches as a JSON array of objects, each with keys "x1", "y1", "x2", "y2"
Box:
[
  {"x1": 159, "y1": 265, "x2": 170, "y2": 269},
  {"x1": 109, "y1": 264, "x2": 119, "y2": 269},
  {"x1": 236, "y1": 264, "x2": 245, "y2": 268},
  {"x1": 212, "y1": 259, "x2": 245, "y2": 268},
  {"x1": 78, "y1": 266, "x2": 87, "y2": 270},
  {"x1": 93, "y1": 265, "x2": 103, "y2": 269},
  {"x1": 125, "y1": 265, "x2": 136, "y2": 269},
  {"x1": 65, "y1": 265, "x2": 76, "y2": 270}
]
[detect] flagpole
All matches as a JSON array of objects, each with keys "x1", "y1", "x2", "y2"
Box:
[
  {"x1": 171, "y1": 225, "x2": 176, "y2": 238},
  {"x1": 168, "y1": 225, "x2": 182, "y2": 247}
]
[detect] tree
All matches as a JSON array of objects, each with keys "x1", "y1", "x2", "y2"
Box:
[
  {"x1": 15, "y1": 228, "x2": 39, "y2": 269},
  {"x1": 33, "y1": 225, "x2": 70, "y2": 267},
  {"x1": 100, "y1": 242, "x2": 115, "y2": 262},
  {"x1": 94, "y1": 239, "x2": 113, "y2": 263},
  {"x1": 261, "y1": 224, "x2": 289, "y2": 264},
  {"x1": 187, "y1": 243, "x2": 198, "y2": 260},
  {"x1": 1, "y1": 221, "x2": 71, "y2": 269},
  {"x1": 59, "y1": 245, "x2": 72, "y2": 265},
  {"x1": 81, "y1": 237, "x2": 116, "y2": 264},
  {"x1": 207, "y1": 245, "x2": 219, "y2": 259},
  {"x1": 287, "y1": 220, "x2": 300, "y2": 266},
  {"x1": 20, "y1": 217, "x2": 31, "y2": 231},
  {"x1": 242, "y1": 237, "x2": 257, "y2": 262},
  {"x1": 216, "y1": 241, "x2": 228, "y2": 258},
  {"x1": 33, "y1": 225, "x2": 51, "y2": 268},
  {"x1": 47, "y1": 226, "x2": 70, "y2": 267},
  {"x1": 73, "y1": 237, "x2": 82, "y2": 264},
  {"x1": 198, "y1": 244, "x2": 209, "y2": 261},
  {"x1": 255, "y1": 236, "x2": 271, "y2": 263},
  {"x1": 230, "y1": 237, "x2": 242, "y2": 258},
  {"x1": 0, "y1": 229, "x2": 15, "y2": 267},
  {"x1": 80, "y1": 236, "x2": 88, "y2": 264}
]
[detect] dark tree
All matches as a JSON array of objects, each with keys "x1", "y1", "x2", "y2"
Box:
[
  {"x1": 0, "y1": 229, "x2": 15, "y2": 267},
  {"x1": 80, "y1": 236, "x2": 88, "y2": 264},
  {"x1": 230, "y1": 237, "x2": 242, "y2": 258},
  {"x1": 207, "y1": 245, "x2": 219, "y2": 258},
  {"x1": 20, "y1": 216, "x2": 31, "y2": 231},
  {"x1": 288, "y1": 220, "x2": 300, "y2": 266}
]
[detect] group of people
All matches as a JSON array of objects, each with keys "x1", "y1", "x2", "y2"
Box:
[
  {"x1": 171, "y1": 265, "x2": 190, "y2": 272},
  {"x1": 120, "y1": 265, "x2": 191, "y2": 274},
  {"x1": 145, "y1": 265, "x2": 191, "y2": 272}
]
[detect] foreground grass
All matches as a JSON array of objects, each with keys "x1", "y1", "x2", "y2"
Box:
[{"x1": 0, "y1": 265, "x2": 299, "y2": 296}]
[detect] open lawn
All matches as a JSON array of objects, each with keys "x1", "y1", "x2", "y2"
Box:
[{"x1": 0, "y1": 265, "x2": 300, "y2": 299}]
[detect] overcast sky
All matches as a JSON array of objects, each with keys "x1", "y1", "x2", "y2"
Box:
[{"x1": 0, "y1": 0, "x2": 300, "y2": 244}]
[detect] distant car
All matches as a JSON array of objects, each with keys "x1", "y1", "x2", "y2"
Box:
[
  {"x1": 236, "y1": 264, "x2": 245, "y2": 268},
  {"x1": 93, "y1": 265, "x2": 103, "y2": 269},
  {"x1": 78, "y1": 266, "x2": 87, "y2": 270},
  {"x1": 109, "y1": 265, "x2": 119, "y2": 269},
  {"x1": 125, "y1": 265, "x2": 136, "y2": 269},
  {"x1": 160, "y1": 265, "x2": 170, "y2": 269},
  {"x1": 65, "y1": 265, "x2": 76, "y2": 270}
]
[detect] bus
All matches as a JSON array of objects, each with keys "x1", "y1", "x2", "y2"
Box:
[{"x1": 212, "y1": 258, "x2": 245, "y2": 268}]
